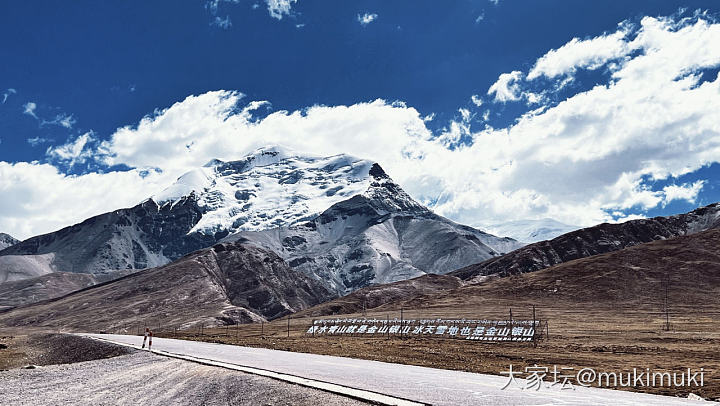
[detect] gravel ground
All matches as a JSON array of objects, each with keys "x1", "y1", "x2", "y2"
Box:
[
  {"x1": 0, "y1": 350, "x2": 367, "y2": 405},
  {"x1": 0, "y1": 333, "x2": 132, "y2": 369}
]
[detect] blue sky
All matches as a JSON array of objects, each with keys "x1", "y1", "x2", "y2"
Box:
[{"x1": 2, "y1": 1, "x2": 720, "y2": 239}]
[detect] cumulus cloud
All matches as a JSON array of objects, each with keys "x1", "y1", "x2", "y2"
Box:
[
  {"x1": 357, "y1": 12, "x2": 378, "y2": 26},
  {"x1": 662, "y1": 181, "x2": 705, "y2": 207},
  {"x1": 266, "y1": 0, "x2": 297, "y2": 20},
  {"x1": 527, "y1": 30, "x2": 630, "y2": 80},
  {"x1": 470, "y1": 94, "x2": 483, "y2": 107},
  {"x1": 3, "y1": 13, "x2": 720, "y2": 240},
  {"x1": 98, "y1": 92, "x2": 429, "y2": 175},
  {"x1": 487, "y1": 70, "x2": 523, "y2": 102},
  {"x1": 0, "y1": 161, "x2": 169, "y2": 240}
]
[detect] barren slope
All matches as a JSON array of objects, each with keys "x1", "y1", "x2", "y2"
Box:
[
  {"x1": 452, "y1": 202, "x2": 720, "y2": 281},
  {"x1": 0, "y1": 242, "x2": 332, "y2": 331},
  {"x1": 294, "y1": 273, "x2": 463, "y2": 318}
]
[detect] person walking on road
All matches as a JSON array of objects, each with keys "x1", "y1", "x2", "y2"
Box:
[{"x1": 141, "y1": 327, "x2": 153, "y2": 350}]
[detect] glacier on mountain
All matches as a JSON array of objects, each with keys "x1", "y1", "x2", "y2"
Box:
[{"x1": 153, "y1": 146, "x2": 376, "y2": 236}]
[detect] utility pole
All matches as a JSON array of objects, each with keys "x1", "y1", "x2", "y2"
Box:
[
  {"x1": 287, "y1": 316, "x2": 290, "y2": 338},
  {"x1": 664, "y1": 270, "x2": 670, "y2": 331},
  {"x1": 532, "y1": 305, "x2": 536, "y2": 327},
  {"x1": 509, "y1": 308, "x2": 513, "y2": 340},
  {"x1": 532, "y1": 305, "x2": 536, "y2": 346}
]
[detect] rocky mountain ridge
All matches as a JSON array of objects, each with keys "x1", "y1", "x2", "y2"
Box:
[
  {"x1": 0, "y1": 241, "x2": 333, "y2": 330},
  {"x1": 452, "y1": 202, "x2": 720, "y2": 281},
  {"x1": 229, "y1": 164, "x2": 523, "y2": 294},
  {"x1": 0, "y1": 233, "x2": 19, "y2": 250}
]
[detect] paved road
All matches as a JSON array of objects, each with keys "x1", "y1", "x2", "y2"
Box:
[{"x1": 87, "y1": 334, "x2": 709, "y2": 406}]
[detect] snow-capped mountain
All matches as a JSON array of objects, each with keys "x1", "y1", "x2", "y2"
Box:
[
  {"x1": 0, "y1": 147, "x2": 379, "y2": 280},
  {"x1": 228, "y1": 164, "x2": 523, "y2": 294},
  {"x1": 0, "y1": 233, "x2": 19, "y2": 250},
  {"x1": 152, "y1": 146, "x2": 376, "y2": 235},
  {"x1": 1, "y1": 145, "x2": 523, "y2": 299},
  {"x1": 483, "y1": 218, "x2": 579, "y2": 243}
]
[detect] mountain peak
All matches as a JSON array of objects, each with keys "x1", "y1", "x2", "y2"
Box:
[
  {"x1": 368, "y1": 163, "x2": 390, "y2": 179},
  {"x1": 152, "y1": 147, "x2": 381, "y2": 236},
  {"x1": 0, "y1": 233, "x2": 19, "y2": 251}
]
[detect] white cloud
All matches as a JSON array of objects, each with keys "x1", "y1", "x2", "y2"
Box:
[
  {"x1": 206, "y1": 0, "x2": 295, "y2": 22},
  {"x1": 21, "y1": 102, "x2": 76, "y2": 128},
  {"x1": 3, "y1": 14, "x2": 720, "y2": 241},
  {"x1": 266, "y1": 0, "x2": 297, "y2": 20},
  {"x1": 210, "y1": 15, "x2": 232, "y2": 29},
  {"x1": 475, "y1": 13, "x2": 485, "y2": 24},
  {"x1": 662, "y1": 181, "x2": 705, "y2": 206},
  {"x1": 42, "y1": 113, "x2": 76, "y2": 129},
  {"x1": 99, "y1": 92, "x2": 429, "y2": 176},
  {"x1": 527, "y1": 30, "x2": 630, "y2": 80},
  {"x1": 357, "y1": 12, "x2": 378, "y2": 26},
  {"x1": 470, "y1": 94, "x2": 483, "y2": 107},
  {"x1": 47, "y1": 132, "x2": 96, "y2": 167},
  {"x1": 2, "y1": 88, "x2": 16, "y2": 104},
  {"x1": 27, "y1": 137, "x2": 52, "y2": 147},
  {"x1": 205, "y1": 0, "x2": 239, "y2": 14},
  {"x1": 487, "y1": 70, "x2": 523, "y2": 102},
  {"x1": 0, "y1": 161, "x2": 169, "y2": 240},
  {"x1": 23, "y1": 102, "x2": 38, "y2": 119}
]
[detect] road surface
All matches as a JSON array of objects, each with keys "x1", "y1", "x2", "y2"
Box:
[{"x1": 85, "y1": 334, "x2": 710, "y2": 405}]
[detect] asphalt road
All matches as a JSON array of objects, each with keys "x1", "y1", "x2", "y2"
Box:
[{"x1": 87, "y1": 334, "x2": 710, "y2": 406}]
